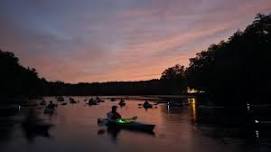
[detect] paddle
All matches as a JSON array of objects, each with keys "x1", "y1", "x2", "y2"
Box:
[{"x1": 124, "y1": 116, "x2": 138, "y2": 121}]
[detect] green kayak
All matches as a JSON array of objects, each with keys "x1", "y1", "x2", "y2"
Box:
[{"x1": 98, "y1": 118, "x2": 155, "y2": 132}]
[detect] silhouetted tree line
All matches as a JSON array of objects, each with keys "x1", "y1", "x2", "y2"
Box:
[
  {"x1": 0, "y1": 49, "x2": 184, "y2": 99},
  {"x1": 1, "y1": 13, "x2": 270, "y2": 106},
  {"x1": 45, "y1": 80, "x2": 178, "y2": 96},
  {"x1": 0, "y1": 50, "x2": 47, "y2": 98},
  {"x1": 185, "y1": 13, "x2": 271, "y2": 105},
  {"x1": 45, "y1": 64, "x2": 187, "y2": 96}
]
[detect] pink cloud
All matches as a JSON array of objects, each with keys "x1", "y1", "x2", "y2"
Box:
[{"x1": 1, "y1": 0, "x2": 271, "y2": 83}]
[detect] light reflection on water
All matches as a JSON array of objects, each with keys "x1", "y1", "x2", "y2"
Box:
[
  {"x1": 188, "y1": 97, "x2": 197, "y2": 123},
  {"x1": 0, "y1": 96, "x2": 270, "y2": 152}
]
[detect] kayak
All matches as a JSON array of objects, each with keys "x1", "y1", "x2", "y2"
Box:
[
  {"x1": 119, "y1": 101, "x2": 126, "y2": 106},
  {"x1": 44, "y1": 107, "x2": 54, "y2": 114},
  {"x1": 143, "y1": 103, "x2": 153, "y2": 109},
  {"x1": 88, "y1": 99, "x2": 98, "y2": 105},
  {"x1": 98, "y1": 118, "x2": 155, "y2": 132}
]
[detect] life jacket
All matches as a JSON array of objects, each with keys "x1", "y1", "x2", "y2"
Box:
[{"x1": 107, "y1": 112, "x2": 121, "y2": 120}]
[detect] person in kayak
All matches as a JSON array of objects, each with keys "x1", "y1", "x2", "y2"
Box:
[
  {"x1": 143, "y1": 100, "x2": 153, "y2": 109},
  {"x1": 46, "y1": 101, "x2": 56, "y2": 109},
  {"x1": 107, "y1": 106, "x2": 122, "y2": 121}
]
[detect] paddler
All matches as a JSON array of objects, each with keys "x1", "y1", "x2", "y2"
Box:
[{"x1": 107, "y1": 106, "x2": 122, "y2": 121}]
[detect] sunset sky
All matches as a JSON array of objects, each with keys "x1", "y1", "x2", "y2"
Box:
[{"x1": 0, "y1": 0, "x2": 271, "y2": 83}]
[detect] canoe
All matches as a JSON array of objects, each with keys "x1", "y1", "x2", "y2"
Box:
[{"x1": 98, "y1": 118, "x2": 155, "y2": 132}]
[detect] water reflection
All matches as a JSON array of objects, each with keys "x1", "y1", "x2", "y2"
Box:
[
  {"x1": 21, "y1": 109, "x2": 53, "y2": 142},
  {"x1": 97, "y1": 122, "x2": 155, "y2": 143},
  {"x1": 106, "y1": 127, "x2": 121, "y2": 142},
  {"x1": 0, "y1": 96, "x2": 270, "y2": 152},
  {"x1": 0, "y1": 118, "x2": 16, "y2": 142},
  {"x1": 0, "y1": 104, "x2": 21, "y2": 144},
  {"x1": 188, "y1": 97, "x2": 197, "y2": 123},
  {"x1": 97, "y1": 128, "x2": 121, "y2": 143},
  {"x1": 161, "y1": 103, "x2": 183, "y2": 114}
]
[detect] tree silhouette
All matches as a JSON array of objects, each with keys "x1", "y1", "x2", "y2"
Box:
[
  {"x1": 185, "y1": 13, "x2": 271, "y2": 105},
  {"x1": 0, "y1": 50, "x2": 45, "y2": 98},
  {"x1": 160, "y1": 64, "x2": 186, "y2": 94}
]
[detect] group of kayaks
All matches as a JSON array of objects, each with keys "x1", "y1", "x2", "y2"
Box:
[
  {"x1": 43, "y1": 97, "x2": 78, "y2": 114},
  {"x1": 88, "y1": 98, "x2": 155, "y2": 133},
  {"x1": 41, "y1": 97, "x2": 156, "y2": 133}
]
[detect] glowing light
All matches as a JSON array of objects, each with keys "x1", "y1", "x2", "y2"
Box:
[
  {"x1": 167, "y1": 102, "x2": 170, "y2": 113},
  {"x1": 187, "y1": 87, "x2": 198, "y2": 94},
  {"x1": 255, "y1": 130, "x2": 260, "y2": 138},
  {"x1": 189, "y1": 97, "x2": 197, "y2": 122},
  {"x1": 246, "y1": 103, "x2": 251, "y2": 111},
  {"x1": 117, "y1": 119, "x2": 125, "y2": 123},
  {"x1": 187, "y1": 87, "x2": 205, "y2": 94},
  {"x1": 116, "y1": 119, "x2": 132, "y2": 124}
]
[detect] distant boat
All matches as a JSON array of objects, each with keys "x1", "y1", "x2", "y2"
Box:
[
  {"x1": 0, "y1": 104, "x2": 20, "y2": 116},
  {"x1": 88, "y1": 98, "x2": 98, "y2": 105},
  {"x1": 69, "y1": 98, "x2": 77, "y2": 104},
  {"x1": 143, "y1": 101, "x2": 153, "y2": 109},
  {"x1": 61, "y1": 102, "x2": 67, "y2": 106},
  {"x1": 44, "y1": 103, "x2": 57, "y2": 114},
  {"x1": 44, "y1": 107, "x2": 54, "y2": 114},
  {"x1": 119, "y1": 99, "x2": 126, "y2": 106},
  {"x1": 95, "y1": 97, "x2": 104, "y2": 103}
]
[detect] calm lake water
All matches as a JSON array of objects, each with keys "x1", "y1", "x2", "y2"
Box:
[{"x1": 0, "y1": 96, "x2": 270, "y2": 152}]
